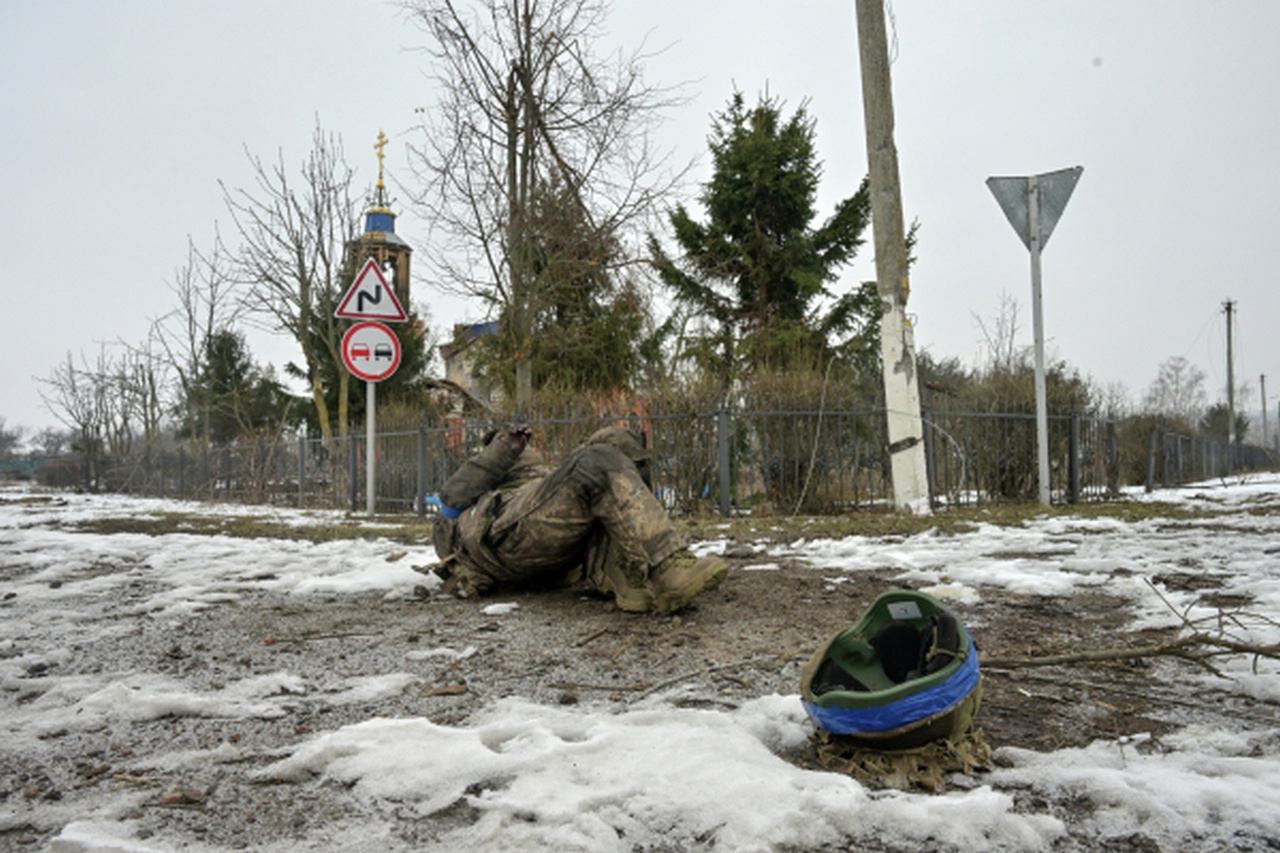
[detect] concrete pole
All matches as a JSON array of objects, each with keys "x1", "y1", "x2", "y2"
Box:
[
  {"x1": 1224, "y1": 299, "x2": 1236, "y2": 451},
  {"x1": 1261, "y1": 374, "x2": 1268, "y2": 452},
  {"x1": 855, "y1": 0, "x2": 931, "y2": 515}
]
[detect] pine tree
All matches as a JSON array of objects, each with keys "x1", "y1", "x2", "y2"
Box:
[{"x1": 650, "y1": 92, "x2": 874, "y2": 388}]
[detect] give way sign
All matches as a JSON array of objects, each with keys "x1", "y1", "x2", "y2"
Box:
[{"x1": 341, "y1": 321, "x2": 401, "y2": 382}]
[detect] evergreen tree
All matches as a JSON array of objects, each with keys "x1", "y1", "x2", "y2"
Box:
[
  {"x1": 1199, "y1": 403, "x2": 1249, "y2": 444},
  {"x1": 649, "y1": 92, "x2": 874, "y2": 387},
  {"x1": 181, "y1": 329, "x2": 299, "y2": 445},
  {"x1": 474, "y1": 178, "x2": 649, "y2": 397}
]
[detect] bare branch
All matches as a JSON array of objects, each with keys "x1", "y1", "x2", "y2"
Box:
[{"x1": 220, "y1": 119, "x2": 360, "y2": 440}]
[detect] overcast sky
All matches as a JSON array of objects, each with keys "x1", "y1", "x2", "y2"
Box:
[{"x1": 3, "y1": 1, "x2": 1278, "y2": 436}]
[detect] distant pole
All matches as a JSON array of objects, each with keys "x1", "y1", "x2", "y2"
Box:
[
  {"x1": 1261, "y1": 374, "x2": 1268, "y2": 453},
  {"x1": 854, "y1": 0, "x2": 931, "y2": 515},
  {"x1": 1224, "y1": 299, "x2": 1236, "y2": 449}
]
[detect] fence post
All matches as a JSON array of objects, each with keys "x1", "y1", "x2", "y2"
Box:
[
  {"x1": 297, "y1": 433, "x2": 306, "y2": 509},
  {"x1": 921, "y1": 411, "x2": 936, "y2": 508},
  {"x1": 349, "y1": 435, "x2": 359, "y2": 513},
  {"x1": 717, "y1": 409, "x2": 731, "y2": 518},
  {"x1": 416, "y1": 424, "x2": 428, "y2": 516},
  {"x1": 1106, "y1": 421, "x2": 1119, "y2": 495},
  {"x1": 223, "y1": 447, "x2": 232, "y2": 500},
  {"x1": 1145, "y1": 429, "x2": 1157, "y2": 493},
  {"x1": 1068, "y1": 414, "x2": 1080, "y2": 504}
]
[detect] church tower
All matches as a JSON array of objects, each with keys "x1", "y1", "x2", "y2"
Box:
[{"x1": 348, "y1": 130, "x2": 413, "y2": 308}]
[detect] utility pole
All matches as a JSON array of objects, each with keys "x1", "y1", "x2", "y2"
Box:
[
  {"x1": 1261, "y1": 374, "x2": 1269, "y2": 453},
  {"x1": 1224, "y1": 299, "x2": 1236, "y2": 450},
  {"x1": 854, "y1": 0, "x2": 931, "y2": 515}
]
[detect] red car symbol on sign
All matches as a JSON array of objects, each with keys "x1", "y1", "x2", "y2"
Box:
[{"x1": 340, "y1": 321, "x2": 401, "y2": 382}]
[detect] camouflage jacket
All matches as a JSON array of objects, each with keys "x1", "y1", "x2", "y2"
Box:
[{"x1": 430, "y1": 437, "x2": 547, "y2": 583}]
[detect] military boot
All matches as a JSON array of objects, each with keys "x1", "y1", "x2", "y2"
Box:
[
  {"x1": 441, "y1": 562, "x2": 495, "y2": 599},
  {"x1": 597, "y1": 556, "x2": 654, "y2": 613},
  {"x1": 650, "y1": 552, "x2": 728, "y2": 614}
]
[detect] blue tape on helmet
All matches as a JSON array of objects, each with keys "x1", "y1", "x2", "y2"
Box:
[{"x1": 802, "y1": 643, "x2": 980, "y2": 735}]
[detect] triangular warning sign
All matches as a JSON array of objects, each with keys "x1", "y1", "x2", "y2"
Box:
[
  {"x1": 335, "y1": 258, "x2": 408, "y2": 322},
  {"x1": 987, "y1": 166, "x2": 1083, "y2": 252}
]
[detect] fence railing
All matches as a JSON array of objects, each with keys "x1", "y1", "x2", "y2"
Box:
[
  {"x1": 32, "y1": 407, "x2": 1275, "y2": 516},
  {"x1": 1143, "y1": 429, "x2": 1273, "y2": 489}
]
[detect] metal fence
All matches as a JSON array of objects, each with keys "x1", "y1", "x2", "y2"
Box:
[
  {"x1": 1143, "y1": 429, "x2": 1273, "y2": 489},
  {"x1": 34, "y1": 403, "x2": 1274, "y2": 515}
]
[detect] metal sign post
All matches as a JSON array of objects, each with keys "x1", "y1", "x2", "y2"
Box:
[
  {"x1": 987, "y1": 166, "x2": 1082, "y2": 505},
  {"x1": 1027, "y1": 175, "x2": 1050, "y2": 507},
  {"x1": 338, "y1": 310, "x2": 404, "y2": 517},
  {"x1": 366, "y1": 381, "x2": 376, "y2": 516}
]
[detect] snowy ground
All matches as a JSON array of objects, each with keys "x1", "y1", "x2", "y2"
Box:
[{"x1": 1, "y1": 476, "x2": 1278, "y2": 852}]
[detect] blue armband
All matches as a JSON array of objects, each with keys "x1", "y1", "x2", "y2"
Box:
[{"x1": 439, "y1": 504, "x2": 462, "y2": 519}]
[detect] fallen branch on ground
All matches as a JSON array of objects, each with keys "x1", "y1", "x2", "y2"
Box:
[
  {"x1": 983, "y1": 633, "x2": 1280, "y2": 674},
  {"x1": 984, "y1": 579, "x2": 1280, "y2": 677}
]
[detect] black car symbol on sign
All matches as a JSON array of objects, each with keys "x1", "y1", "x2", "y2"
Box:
[{"x1": 374, "y1": 343, "x2": 394, "y2": 361}]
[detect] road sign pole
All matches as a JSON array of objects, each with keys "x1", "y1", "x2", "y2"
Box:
[
  {"x1": 987, "y1": 166, "x2": 1082, "y2": 507},
  {"x1": 1028, "y1": 177, "x2": 1051, "y2": 506},
  {"x1": 366, "y1": 380, "x2": 376, "y2": 517}
]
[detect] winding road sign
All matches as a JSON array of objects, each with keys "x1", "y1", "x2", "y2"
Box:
[{"x1": 336, "y1": 258, "x2": 408, "y2": 322}]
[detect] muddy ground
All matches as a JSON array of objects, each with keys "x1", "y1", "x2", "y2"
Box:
[{"x1": 1, "y1": 510, "x2": 1273, "y2": 852}]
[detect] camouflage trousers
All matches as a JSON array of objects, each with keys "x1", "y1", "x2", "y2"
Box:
[{"x1": 454, "y1": 443, "x2": 683, "y2": 595}]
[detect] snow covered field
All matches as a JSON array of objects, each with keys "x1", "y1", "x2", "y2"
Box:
[{"x1": 2, "y1": 477, "x2": 1279, "y2": 851}]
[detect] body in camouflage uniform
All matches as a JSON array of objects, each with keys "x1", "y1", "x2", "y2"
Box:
[{"x1": 430, "y1": 426, "x2": 725, "y2": 613}]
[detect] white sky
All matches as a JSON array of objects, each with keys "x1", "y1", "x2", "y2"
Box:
[{"x1": 4, "y1": 1, "x2": 1279, "y2": 434}]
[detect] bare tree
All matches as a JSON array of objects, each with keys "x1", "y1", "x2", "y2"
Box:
[
  {"x1": 1143, "y1": 355, "x2": 1208, "y2": 425},
  {"x1": 0, "y1": 417, "x2": 25, "y2": 458},
  {"x1": 39, "y1": 351, "x2": 108, "y2": 487},
  {"x1": 153, "y1": 232, "x2": 243, "y2": 448},
  {"x1": 972, "y1": 291, "x2": 1031, "y2": 375},
  {"x1": 404, "y1": 0, "x2": 685, "y2": 402},
  {"x1": 38, "y1": 342, "x2": 167, "y2": 488},
  {"x1": 222, "y1": 121, "x2": 360, "y2": 441},
  {"x1": 29, "y1": 427, "x2": 71, "y2": 456},
  {"x1": 99, "y1": 343, "x2": 168, "y2": 455}
]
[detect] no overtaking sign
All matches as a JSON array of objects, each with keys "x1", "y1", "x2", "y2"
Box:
[{"x1": 341, "y1": 321, "x2": 401, "y2": 382}]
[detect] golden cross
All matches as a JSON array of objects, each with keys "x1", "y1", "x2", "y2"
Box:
[{"x1": 374, "y1": 130, "x2": 388, "y2": 187}]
